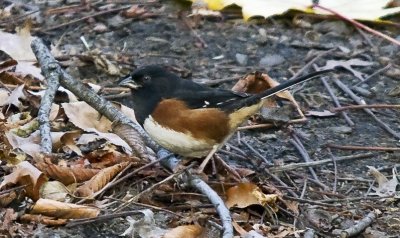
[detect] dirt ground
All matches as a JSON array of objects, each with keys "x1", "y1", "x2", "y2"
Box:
[{"x1": 1, "y1": 0, "x2": 400, "y2": 237}]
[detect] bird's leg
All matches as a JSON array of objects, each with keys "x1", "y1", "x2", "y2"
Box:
[{"x1": 197, "y1": 145, "x2": 219, "y2": 173}]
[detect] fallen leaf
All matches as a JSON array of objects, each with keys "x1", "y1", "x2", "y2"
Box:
[
  {"x1": 30, "y1": 198, "x2": 100, "y2": 219},
  {"x1": 0, "y1": 161, "x2": 48, "y2": 201},
  {"x1": 40, "y1": 181, "x2": 71, "y2": 202},
  {"x1": 0, "y1": 59, "x2": 17, "y2": 72},
  {"x1": 62, "y1": 101, "x2": 132, "y2": 153},
  {"x1": 36, "y1": 158, "x2": 100, "y2": 185},
  {"x1": 225, "y1": 182, "x2": 278, "y2": 209},
  {"x1": 164, "y1": 224, "x2": 205, "y2": 238},
  {"x1": 0, "y1": 27, "x2": 43, "y2": 80},
  {"x1": 367, "y1": 166, "x2": 398, "y2": 196},
  {"x1": 0, "y1": 84, "x2": 26, "y2": 109},
  {"x1": 120, "y1": 209, "x2": 166, "y2": 237},
  {"x1": 232, "y1": 71, "x2": 304, "y2": 121},
  {"x1": 319, "y1": 58, "x2": 373, "y2": 80},
  {"x1": 75, "y1": 162, "x2": 130, "y2": 198},
  {"x1": 5, "y1": 130, "x2": 41, "y2": 156},
  {"x1": 19, "y1": 214, "x2": 68, "y2": 226},
  {"x1": 306, "y1": 110, "x2": 336, "y2": 117},
  {"x1": 188, "y1": 0, "x2": 400, "y2": 21},
  {"x1": 52, "y1": 131, "x2": 82, "y2": 155}
]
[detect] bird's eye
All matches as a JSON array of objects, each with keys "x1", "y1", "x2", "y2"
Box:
[{"x1": 143, "y1": 75, "x2": 151, "y2": 81}]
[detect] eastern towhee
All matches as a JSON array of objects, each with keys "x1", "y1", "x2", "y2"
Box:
[{"x1": 119, "y1": 65, "x2": 332, "y2": 158}]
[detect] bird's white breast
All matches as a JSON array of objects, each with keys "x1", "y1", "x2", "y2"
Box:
[{"x1": 143, "y1": 116, "x2": 213, "y2": 157}]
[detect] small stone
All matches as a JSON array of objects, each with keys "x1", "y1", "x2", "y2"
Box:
[
  {"x1": 93, "y1": 23, "x2": 108, "y2": 33},
  {"x1": 330, "y1": 126, "x2": 352, "y2": 134},
  {"x1": 259, "y1": 54, "x2": 285, "y2": 67},
  {"x1": 235, "y1": 53, "x2": 248, "y2": 66}
]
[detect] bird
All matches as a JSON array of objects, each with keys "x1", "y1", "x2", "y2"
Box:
[{"x1": 118, "y1": 65, "x2": 332, "y2": 159}]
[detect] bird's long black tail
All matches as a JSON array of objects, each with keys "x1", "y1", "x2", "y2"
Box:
[{"x1": 225, "y1": 69, "x2": 333, "y2": 111}]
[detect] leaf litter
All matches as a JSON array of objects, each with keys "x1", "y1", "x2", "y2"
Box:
[{"x1": 0, "y1": 1, "x2": 400, "y2": 237}]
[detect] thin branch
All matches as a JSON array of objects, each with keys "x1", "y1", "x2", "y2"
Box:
[
  {"x1": 268, "y1": 153, "x2": 375, "y2": 172},
  {"x1": 31, "y1": 45, "x2": 60, "y2": 153},
  {"x1": 313, "y1": 4, "x2": 400, "y2": 46},
  {"x1": 332, "y1": 78, "x2": 400, "y2": 139},
  {"x1": 187, "y1": 174, "x2": 233, "y2": 238},
  {"x1": 334, "y1": 211, "x2": 378, "y2": 238},
  {"x1": 331, "y1": 104, "x2": 400, "y2": 112},
  {"x1": 327, "y1": 144, "x2": 400, "y2": 152}
]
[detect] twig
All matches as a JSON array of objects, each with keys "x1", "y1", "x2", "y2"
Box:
[
  {"x1": 327, "y1": 144, "x2": 400, "y2": 152},
  {"x1": 180, "y1": 14, "x2": 207, "y2": 48},
  {"x1": 316, "y1": 64, "x2": 354, "y2": 126},
  {"x1": 313, "y1": 4, "x2": 400, "y2": 46},
  {"x1": 264, "y1": 169, "x2": 299, "y2": 198},
  {"x1": 241, "y1": 139, "x2": 272, "y2": 165},
  {"x1": 332, "y1": 78, "x2": 400, "y2": 139},
  {"x1": 335, "y1": 211, "x2": 378, "y2": 238},
  {"x1": 320, "y1": 195, "x2": 393, "y2": 203},
  {"x1": 290, "y1": 135, "x2": 329, "y2": 190},
  {"x1": 187, "y1": 174, "x2": 233, "y2": 238},
  {"x1": 31, "y1": 47, "x2": 61, "y2": 153},
  {"x1": 213, "y1": 155, "x2": 242, "y2": 182},
  {"x1": 331, "y1": 104, "x2": 400, "y2": 112},
  {"x1": 39, "y1": 5, "x2": 132, "y2": 32},
  {"x1": 282, "y1": 195, "x2": 339, "y2": 207},
  {"x1": 198, "y1": 145, "x2": 219, "y2": 173},
  {"x1": 0, "y1": 9, "x2": 40, "y2": 24},
  {"x1": 116, "y1": 163, "x2": 195, "y2": 212},
  {"x1": 0, "y1": 184, "x2": 27, "y2": 196},
  {"x1": 354, "y1": 27, "x2": 375, "y2": 49},
  {"x1": 66, "y1": 210, "x2": 143, "y2": 227},
  {"x1": 268, "y1": 153, "x2": 375, "y2": 172},
  {"x1": 329, "y1": 149, "x2": 338, "y2": 193},
  {"x1": 290, "y1": 48, "x2": 336, "y2": 80},
  {"x1": 353, "y1": 64, "x2": 391, "y2": 87},
  {"x1": 104, "y1": 153, "x2": 173, "y2": 194},
  {"x1": 238, "y1": 123, "x2": 275, "y2": 130}
]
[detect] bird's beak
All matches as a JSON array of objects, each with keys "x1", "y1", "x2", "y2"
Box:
[{"x1": 118, "y1": 75, "x2": 140, "y2": 89}]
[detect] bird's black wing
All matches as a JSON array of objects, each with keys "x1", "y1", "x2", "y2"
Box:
[{"x1": 171, "y1": 87, "x2": 251, "y2": 110}]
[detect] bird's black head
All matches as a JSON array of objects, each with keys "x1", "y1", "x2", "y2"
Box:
[{"x1": 118, "y1": 65, "x2": 176, "y2": 92}]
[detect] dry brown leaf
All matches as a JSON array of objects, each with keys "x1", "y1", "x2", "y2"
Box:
[
  {"x1": 0, "y1": 84, "x2": 26, "y2": 109},
  {"x1": 20, "y1": 214, "x2": 68, "y2": 226},
  {"x1": 225, "y1": 182, "x2": 278, "y2": 209},
  {"x1": 319, "y1": 59, "x2": 373, "y2": 80},
  {"x1": 84, "y1": 150, "x2": 139, "y2": 169},
  {"x1": 0, "y1": 190, "x2": 17, "y2": 207},
  {"x1": 52, "y1": 131, "x2": 82, "y2": 155},
  {"x1": 0, "y1": 27, "x2": 43, "y2": 80},
  {"x1": 36, "y1": 158, "x2": 100, "y2": 185},
  {"x1": 122, "y1": 5, "x2": 148, "y2": 18},
  {"x1": 306, "y1": 110, "x2": 336, "y2": 117},
  {"x1": 262, "y1": 183, "x2": 298, "y2": 214},
  {"x1": 0, "y1": 161, "x2": 48, "y2": 201},
  {"x1": 62, "y1": 101, "x2": 132, "y2": 152},
  {"x1": 30, "y1": 198, "x2": 100, "y2": 219},
  {"x1": 232, "y1": 72, "x2": 304, "y2": 120},
  {"x1": 75, "y1": 162, "x2": 130, "y2": 198},
  {"x1": 0, "y1": 208, "x2": 18, "y2": 237},
  {"x1": 163, "y1": 224, "x2": 205, "y2": 238},
  {"x1": 232, "y1": 220, "x2": 248, "y2": 235},
  {"x1": 367, "y1": 166, "x2": 398, "y2": 196},
  {"x1": 40, "y1": 181, "x2": 71, "y2": 202},
  {"x1": 0, "y1": 59, "x2": 18, "y2": 72},
  {"x1": 62, "y1": 101, "x2": 112, "y2": 132},
  {"x1": 5, "y1": 130, "x2": 41, "y2": 157}
]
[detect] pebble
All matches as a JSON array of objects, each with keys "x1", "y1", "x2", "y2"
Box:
[
  {"x1": 235, "y1": 53, "x2": 248, "y2": 66},
  {"x1": 330, "y1": 126, "x2": 352, "y2": 134},
  {"x1": 259, "y1": 54, "x2": 285, "y2": 67}
]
